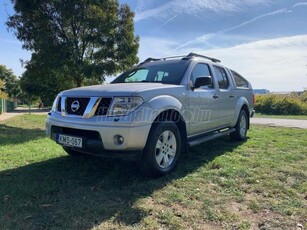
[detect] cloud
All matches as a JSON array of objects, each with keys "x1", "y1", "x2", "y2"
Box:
[
  {"x1": 134, "y1": 0, "x2": 275, "y2": 22},
  {"x1": 293, "y1": 2, "x2": 307, "y2": 7},
  {"x1": 155, "y1": 15, "x2": 177, "y2": 30},
  {"x1": 134, "y1": 1, "x2": 175, "y2": 22},
  {"x1": 138, "y1": 37, "x2": 180, "y2": 61},
  {"x1": 138, "y1": 35, "x2": 307, "y2": 91},
  {"x1": 184, "y1": 36, "x2": 307, "y2": 91},
  {"x1": 172, "y1": 8, "x2": 292, "y2": 51}
]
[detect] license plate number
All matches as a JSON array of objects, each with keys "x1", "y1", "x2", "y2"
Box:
[{"x1": 56, "y1": 134, "x2": 83, "y2": 148}]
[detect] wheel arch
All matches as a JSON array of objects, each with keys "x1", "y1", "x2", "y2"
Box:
[
  {"x1": 149, "y1": 109, "x2": 188, "y2": 153},
  {"x1": 231, "y1": 97, "x2": 251, "y2": 128},
  {"x1": 241, "y1": 104, "x2": 250, "y2": 129}
]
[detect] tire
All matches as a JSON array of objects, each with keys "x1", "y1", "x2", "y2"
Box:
[
  {"x1": 63, "y1": 146, "x2": 82, "y2": 156},
  {"x1": 138, "y1": 121, "x2": 181, "y2": 177},
  {"x1": 230, "y1": 109, "x2": 248, "y2": 141}
]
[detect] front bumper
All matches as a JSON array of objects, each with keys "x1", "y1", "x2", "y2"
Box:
[{"x1": 46, "y1": 112, "x2": 152, "y2": 158}]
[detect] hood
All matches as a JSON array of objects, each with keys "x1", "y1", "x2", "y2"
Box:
[{"x1": 59, "y1": 83, "x2": 181, "y2": 97}]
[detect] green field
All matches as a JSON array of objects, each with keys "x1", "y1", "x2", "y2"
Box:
[{"x1": 0, "y1": 115, "x2": 306, "y2": 229}]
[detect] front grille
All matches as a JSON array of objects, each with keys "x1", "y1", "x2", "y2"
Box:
[
  {"x1": 95, "y1": 98, "x2": 112, "y2": 116},
  {"x1": 66, "y1": 98, "x2": 90, "y2": 116},
  {"x1": 56, "y1": 97, "x2": 112, "y2": 117}
]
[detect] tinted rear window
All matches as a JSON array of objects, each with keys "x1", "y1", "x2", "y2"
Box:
[{"x1": 231, "y1": 70, "x2": 249, "y2": 88}]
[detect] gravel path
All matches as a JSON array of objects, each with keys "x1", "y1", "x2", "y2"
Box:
[{"x1": 251, "y1": 117, "x2": 307, "y2": 129}]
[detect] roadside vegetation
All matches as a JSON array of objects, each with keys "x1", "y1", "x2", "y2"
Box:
[
  {"x1": 255, "y1": 113, "x2": 307, "y2": 120},
  {"x1": 255, "y1": 92, "x2": 307, "y2": 116},
  {"x1": 0, "y1": 115, "x2": 306, "y2": 229}
]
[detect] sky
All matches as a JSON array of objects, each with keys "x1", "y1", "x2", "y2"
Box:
[{"x1": 1, "y1": 0, "x2": 307, "y2": 92}]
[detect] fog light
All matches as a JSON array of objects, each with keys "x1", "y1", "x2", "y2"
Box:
[{"x1": 114, "y1": 135, "x2": 124, "y2": 145}]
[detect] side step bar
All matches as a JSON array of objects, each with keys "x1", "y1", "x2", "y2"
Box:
[{"x1": 188, "y1": 128, "x2": 236, "y2": 148}]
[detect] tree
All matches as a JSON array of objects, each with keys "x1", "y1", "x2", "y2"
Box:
[
  {"x1": 0, "y1": 80, "x2": 8, "y2": 99},
  {"x1": 20, "y1": 53, "x2": 75, "y2": 105},
  {"x1": 7, "y1": 0, "x2": 139, "y2": 87},
  {"x1": 0, "y1": 65, "x2": 21, "y2": 98}
]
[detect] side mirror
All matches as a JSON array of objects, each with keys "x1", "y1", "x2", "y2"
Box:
[{"x1": 193, "y1": 76, "x2": 212, "y2": 89}]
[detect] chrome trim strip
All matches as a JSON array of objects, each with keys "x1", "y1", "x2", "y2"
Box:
[
  {"x1": 61, "y1": 96, "x2": 67, "y2": 116},
  {"x1": 83, "y1": 97, "x2": 101, "y2": 118}
]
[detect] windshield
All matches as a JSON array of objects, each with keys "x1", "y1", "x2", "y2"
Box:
[{"x1": 111, "y1": 60, "x2": 189, "y2": 84}]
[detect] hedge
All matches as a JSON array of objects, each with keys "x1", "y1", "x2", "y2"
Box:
[
  {"x1": 0, "y1": 99, "x2": 17, "y2": 114},
  {"x1": 255, "y1": 93, "x2": 307, "y2": 115}
]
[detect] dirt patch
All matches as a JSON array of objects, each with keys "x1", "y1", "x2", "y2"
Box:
[{"x1": 229, "y1": 200, "x2": 304, "y2": 230}]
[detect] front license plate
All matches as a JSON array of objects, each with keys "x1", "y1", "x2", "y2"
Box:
[{"x1": 56, "y1": 134, "x2": 83, "y2": 148}]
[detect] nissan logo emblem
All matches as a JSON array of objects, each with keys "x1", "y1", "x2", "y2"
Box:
[{"x1": 71, "y1": 100, "x2": 80, "y2": 112}]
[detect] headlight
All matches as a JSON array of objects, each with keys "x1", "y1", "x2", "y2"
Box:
[
  {"x1": 51, "y1": 95, "x2": 59, "y2": 112},
  {"x1": 108, "y1": 97, "x2": 144, "y2": 116}
]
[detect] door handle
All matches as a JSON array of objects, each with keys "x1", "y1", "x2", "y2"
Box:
[
  {"x1": 229, "y1": 95, "x2": 234, "y2": 98},
  {"x1": 213, "y1": 94, "x2": 219, "y2": 99}
]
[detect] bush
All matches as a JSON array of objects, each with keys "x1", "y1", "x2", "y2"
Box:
[
  {"x1": 300, "y1": 91, "x2": 307, "y2": 103},
  {"x1": 0, "y1": 79, "x2": 8, "y2": 99},
  {"x1": 255, "y1": 94, "x2": 307, "y2": 115}
]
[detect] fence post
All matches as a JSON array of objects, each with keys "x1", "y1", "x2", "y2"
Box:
[
  {"x1": 0, "y1": 99, "x2": 18, "y2": 114},
  {"x1": 0, "y1": 99, "x2": 3, "y2": 114},
  {"x1": 4, "y1": 99, "x2": 7, "y2": 113}
]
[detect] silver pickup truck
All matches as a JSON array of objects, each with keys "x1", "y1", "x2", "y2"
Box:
[{"x1": 46, "y1": 53, "x2": 255, "y2": 177}]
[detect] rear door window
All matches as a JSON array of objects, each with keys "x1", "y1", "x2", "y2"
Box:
[{"x1": 213, "y1": 66, "x2": 229, "y2": 89}]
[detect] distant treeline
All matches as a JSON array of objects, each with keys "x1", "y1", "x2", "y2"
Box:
[{"x1": 255, "y1": 92, "x2": 307, "y2": 115}]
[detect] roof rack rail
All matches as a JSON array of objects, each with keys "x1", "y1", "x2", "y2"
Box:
[
  {"x1": 187, "y1": 52, "x2": 221, "y2": 63},
  {"x1": 139, "y1": 57, "x2": 161, "y2": 65},
  {"x1": 139, "y1": 55, "x2": 186, "y2": 65},
  {"x1": 139, "y1": 52, "x2": 221, "y2": 65},
  {"x1": 160, "y1": 55, "x2": 186, "y2": 60}
]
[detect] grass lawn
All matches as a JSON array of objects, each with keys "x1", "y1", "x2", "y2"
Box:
[
  {"x1": 0, "y1": 115, "x2": 306, "y2": 230},
  {"x1": 255, "y1": 113, "x2": 307, "y2": 120}
]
